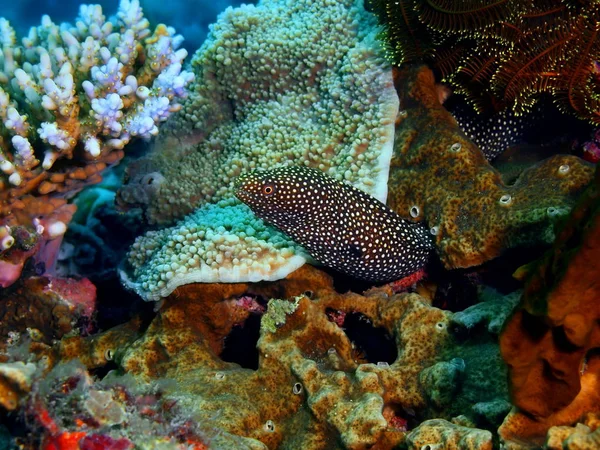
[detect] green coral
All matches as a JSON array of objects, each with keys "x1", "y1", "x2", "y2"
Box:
[
  {"x1": 122, "y1": 199, "x2": 308, "y2": 301},
  {"x1": 261, "y1": 296, "x2": 302, "y2": 334},
  {"x1": 119, "y1": 0, "x2": 401, "y2": 299}
]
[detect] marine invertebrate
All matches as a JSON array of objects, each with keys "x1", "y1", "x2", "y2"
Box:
[
  {"x1": 17, "y1": 360, "x2": 240, "y2": 449},
  {"x1": 77, "y1": 266, "x2": 509, "y2": 449},
  {"x1": 0, "y1": 0, "x2": 193, "y2": 286},
  {"x1": 388, "y1": 65, "x2": 595, "y2": 268},
  {"x1": 582, "y1": 128, "x2": 600, "y2": 164},
  {"x1": 119, "y1": 0, "x2": 400, "y2": 298},
  {"x1": 498, "y1": 166, "x2": 600, "y2": 446},
  {"x1": 406, "y1": 419, "x2": 493, "y2": 450},
  {"x1": 121, "y1": 198, "x2": 308, "y2": 301},
  {"x1": 0, "y1": 276, "x2": 96, "y2": 352},
  {"x1": 236, "y1": 166, "x2": 433, "y2": 282},
  {"x1": 545, "y1": 414, "x2": 600, "y2": 449},
  {"x1": 368, "y1": 0, "x2": 600, "y2": 124},
  {"x1": 116, "y1": 0, "x2": 400, "y2": 222}
]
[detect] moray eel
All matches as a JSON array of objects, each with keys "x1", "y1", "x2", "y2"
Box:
[{"x1": 235, "y1": 166, "x2": 433, "y2": 282}]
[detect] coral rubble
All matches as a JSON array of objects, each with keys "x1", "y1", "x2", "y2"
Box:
[
  {"x1": 0, "y1": 275, "x2": 96, "y2": 352},
  {"x1": 0, "y1": 0, "x2": 193, "y2": 286},
  {"x1": 388, "y1": 65, "x2": 595, "y2": 269}
]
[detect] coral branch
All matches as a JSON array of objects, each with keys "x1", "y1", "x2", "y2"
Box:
[{"x1": 0, "y1": 0, "x2": 194, "y2": 286}]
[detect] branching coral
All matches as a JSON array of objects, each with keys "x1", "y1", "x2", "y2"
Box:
[
  {"x1": 118, "y1": 0, "x2": 400, "y2": 297},
  {"x1": 368, "y1": 0, "x2": 600, "y2": 124},
  {"x1": 0, "y1": 0, "x2": 193, "y2": 287},
  {"x1": 388, "y1": 65, "x2": 594, "y2": 268}
]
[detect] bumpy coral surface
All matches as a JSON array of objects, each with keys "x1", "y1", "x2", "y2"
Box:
[
  {"x1": 499, "y1": 166, "x2": 600, "y2": 447},
  {"x1": 406, "y1": 419, "x2": 493, "y2": 450},
  {"x1": 64, "y1": 266, "x2": 509, "y2": 449},
  {"x1": 388, "y1": 65, "x2": 595, "y2": 269},
  {"x1": 0, "y1": 361, "x2": 36, "y2": 411},
  {"x1": 118, "y1": 0, "x2": 398, "y2": 224},
  {"x1": 546, "y1": 414, "x2": 600, "y2": 450},
  {"x1": 0, "y1": 276, "x2": 96, "y2": 352},
  {"x1": 12, "y1": 360, "x2": 253, "y2": 449},
  {"x1": 119, "y1": 0, "x2": 400, "y2": 298},
  {"x1": 0, "y1": 0, "x2": 193, "y2": 286},
  {"x1": 121, "y1": 198, "x2": 308, "y2": 301}
]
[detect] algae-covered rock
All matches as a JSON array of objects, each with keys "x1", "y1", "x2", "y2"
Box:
[
  {"x1": 261, "y1": 296, "x2": 303, "y2": 334},
  {"x1": 406, "y1": 419, "x2": 493, "y2": 450}
]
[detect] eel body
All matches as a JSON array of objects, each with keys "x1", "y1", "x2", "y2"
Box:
[{"x1": 236, "y1": 166, "x2": 433, "y2": 282}]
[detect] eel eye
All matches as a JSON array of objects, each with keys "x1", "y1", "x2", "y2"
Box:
[{"x1": 262, "y1": 184, "x2": 275, "y2": 196}]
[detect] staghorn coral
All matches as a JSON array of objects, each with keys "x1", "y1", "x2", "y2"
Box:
[
  {"x1": 0, "y1": 0, "x2": 193, "y2": 287},
  {"x1": 368, "y1": 0, "x2": 600, "y2": 124},
  {"x1": 64, "y1": 265, "x2": 509, "y2": 449},
  {"x1": 387, "y1": 65, "x2": 595, "y2": 269},
  {"x1": 119, "y1": 0, "x2": 400, "y2": 298},
  {"x1": 498, "y1": 165, "x2": 600, "y2": 447}
]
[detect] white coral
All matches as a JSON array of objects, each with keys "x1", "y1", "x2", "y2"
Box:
[{"x1": 0, "y1": 1, "x2": 193, "y2": 174}]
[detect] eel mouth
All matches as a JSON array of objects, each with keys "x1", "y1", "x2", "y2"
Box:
[
  {"x1": 234, "y1": 188, "x2": 250, "y2": 203},
  {"x1": 234, "y1": 184, "x2": 260, "y2": 205},
  {"x1": 234, "y1": 172, "x2": 265, "y2": 204},
  {"x1": 233, "y1": 173, "x2": 248, "y2": 190}
]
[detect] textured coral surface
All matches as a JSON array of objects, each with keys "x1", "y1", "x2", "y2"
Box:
[
  {"x1": 58, "y1": 266, "x2": 509, "y2": 449},
  {"x1": 1, "y1": 2, "x2": 598, "y2": 449},
  {"x1": 499, "y1": 166, "x2": 600, "y2": 446},
  {"x1": 546, "y1": 414, "x2": 600, "y2": 450},
  {"x1": 117, "y1": 0, "x2": 399, "y2": 225},
  {"x1": 0, "y1": 276, "x2": 96, "y2": 351},
  {"x1": 406, "y1": 419, "x2": 493, "y2": 450},
  {"x1": 119, "y1": 0, "x2": 403, "y2": 297},
  {"x1": 388, "y1": 65, "x2": 595, "y2": 269}
]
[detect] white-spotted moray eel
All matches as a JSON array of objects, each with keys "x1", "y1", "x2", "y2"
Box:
[{"x1": 235, "y1": 166, "x2": 433, "y2": 282}]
